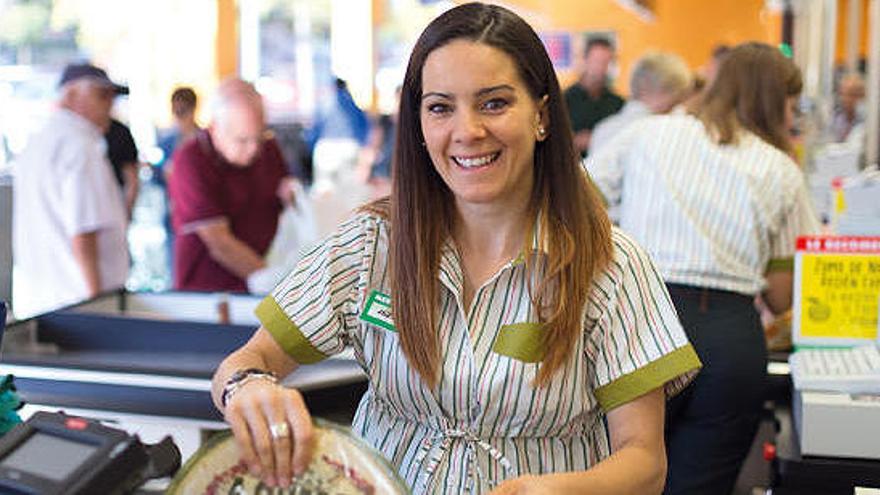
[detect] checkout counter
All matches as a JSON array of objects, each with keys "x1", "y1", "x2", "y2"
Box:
[
  {"x1": 1, "y1": 288, "x2": 878, "y2": 493},
  {"x1": 0, "y1": 291, "x2": 367, "y2": 464},
  {"x1": 765, "y1": 357, "x2": 880, "y2": 493}
]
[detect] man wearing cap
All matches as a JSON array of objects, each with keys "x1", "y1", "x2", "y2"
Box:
[
  {"x1": 12, "y1": 63, "x2": 129, "y2": 318},
  {"x1": 168, "y1": 78, "x2": 292, "y2": 293}
]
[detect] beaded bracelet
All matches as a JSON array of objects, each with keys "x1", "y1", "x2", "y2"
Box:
[{"x1": 221, "y1": 368, "x2": 278, "y2": 408}]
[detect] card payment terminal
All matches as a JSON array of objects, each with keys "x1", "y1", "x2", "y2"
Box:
[{"x1": 0, "y1": 411, "x2": 180, "y2": 494}]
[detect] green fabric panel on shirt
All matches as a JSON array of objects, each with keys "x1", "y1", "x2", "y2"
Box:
[
  {"x1": 596, "y1": 344, "x2": 702, "y2": 412},
  {"x1": 492, "y1": 322, "x2": 546, "y2": 363},
  {"x1": 767, "y1": 257, "x2": 794, "y2": 271},
  {"x1": 255, "y1": 296, "x2": 326, "y2": 364}
]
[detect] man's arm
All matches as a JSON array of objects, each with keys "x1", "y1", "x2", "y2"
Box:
[
  {"x1": 573, "y1": 129, "x2": 592, "y2": 155},
  {"x1": 762, "y1": 267, "x2": 793, "y2": 315},
  {"x1": 121, "y1": 162, "x2": 140, "y2": 219},
  {"x1": 195, "y1": 220, "x2": 266, "y2": 279},
  {"x1": 71, "y1": 231, "x2": 101, "y2": 296}
]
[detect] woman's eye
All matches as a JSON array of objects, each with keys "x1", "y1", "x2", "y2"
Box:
[
  {"x1": 482, "y1": 98, "x2": 509, "y2": 112},
  {"x1": 425, "y1": 102, "x2": 451, "y2": 114}
]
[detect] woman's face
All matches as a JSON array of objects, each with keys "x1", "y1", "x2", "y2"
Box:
[{"x1": 419, "y1": 39, "x2": 547, "y2": 211}]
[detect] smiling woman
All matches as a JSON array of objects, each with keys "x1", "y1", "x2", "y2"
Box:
[
  {"x1": 419, "y1": 40, "x2": 545, "y2": 212},
  {"x1": 211, "y1": 3, "x2": 700, "y2": 495}
]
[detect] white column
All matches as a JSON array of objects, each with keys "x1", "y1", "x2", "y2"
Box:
[
  {"x1": 330, "y1": 0, "x2": 373, "y2": 108},
  {"x1": 821, "y1": 0, "x2": 838, "y2": 107},
  {"x1": 239, "y1": 0, "x2": 262, "y2": 81},
  {"x1": 866, "y1": 0, "x2": 880, "y2": 165},
  {"x1": 294, "y1": 1, "x2": 316, "y2": 117}
]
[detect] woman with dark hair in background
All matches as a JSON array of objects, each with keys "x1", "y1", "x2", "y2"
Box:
[
  {"x1": 212, "y1": 3, "x2": 700, "y2": 494},
  {"x1": 587, "y1": 42, "x2": 820, "y2": 495}
]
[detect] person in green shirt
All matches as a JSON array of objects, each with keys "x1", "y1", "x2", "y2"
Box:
[{"x1": 564, "y1": 37, "x2": 625, "y2": 156}]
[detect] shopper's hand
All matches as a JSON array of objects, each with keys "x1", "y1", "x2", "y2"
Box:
[
  {"x1": 277, "y1": 177, "x2": 299, "y2": 208},
  {"x1": 489, "y1": 475, "x2": 555, "y2": 495},
  {"x1": 223, "y1": 380, "x2": 314, "y2": 488}
]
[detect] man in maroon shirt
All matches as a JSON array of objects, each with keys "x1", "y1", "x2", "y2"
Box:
[{"x1": 169, "y1": 79, "x2": 293, "y2": 292}]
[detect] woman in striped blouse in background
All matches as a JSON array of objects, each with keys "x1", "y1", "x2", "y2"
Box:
[
  {"x1": 586, "y1": 43, "x2": 821, "y2": 495},
  {"x1": 212, "y1": 3, "x2": 701, "y2": 493}
]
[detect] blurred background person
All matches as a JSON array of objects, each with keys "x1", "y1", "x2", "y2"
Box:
[
  {"x1": 168, "y1": 78, "x2": 293, "y2": 292},
  {"x1": 827, "y1": 72, "x2": 866, "y2": 144},
  {"x1": 703, "y1": 44, "x2": 731, "y2": 89},
  {"x1": 586, "y1": 43, "x2": 820, "y2": 495},
  {"x1": 12, "y1": 63, "x2": 129, "y2": 318},
  {"x1": 157, "y1": 86, "x2": 201, "y2": 181},
  {"x1": 684, "y1": 44, "x2": 730, "y2": 111},
  {"x1": 564, "y1": 36, "x2": 624, "y2": 157},
  {"x1": 357, "y1": 86, "x2": 399, "y2": 199},
  {"x1": 590, "y1": 51, "x2": 693, "y2": 155},
  {"x1": 308, "y1": 77, "x2": 369, "y2": 195},
  {"x1": 156, "y1": 86, "x2": 200, "y2": 274},
  {"x1": 105, "y1": 118, "x2": 140, "y2": 220}
]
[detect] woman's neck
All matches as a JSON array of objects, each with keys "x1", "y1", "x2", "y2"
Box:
[
  {"x1": 452, "y1": 199, "x2": 531, "y2": 261},
  {"x1": 452, "y1": 199, "x2": 531, "y2": 314}
]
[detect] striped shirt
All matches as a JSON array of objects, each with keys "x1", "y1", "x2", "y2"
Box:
[
  {"x1": 585, "y1": 113, "x2": 821, "y2": 295},
  {"x1": 257, "y1": 212, "x2": 700, "y2": 494}
]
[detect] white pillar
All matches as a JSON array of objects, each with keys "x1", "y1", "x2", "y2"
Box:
[
  {"x1": 866, "y1": 0, "x2": 880, "y2": 166},
  {"x1": 821, "y1": 0, "x2": 838, "y2": 106},
  {"x1": 294, "y1": 1, "x2": 316, "y2": 118},
  {"x1": 239, "y1": 0, "x2": 262, "y2": 82},
  {"x1": 330, "y1": 0, "x2": 373, "y2": 109}
]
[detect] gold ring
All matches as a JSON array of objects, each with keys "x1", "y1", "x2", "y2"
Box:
[{"x1": 269, "y1": 422, "x2": 290, "y2": 439}]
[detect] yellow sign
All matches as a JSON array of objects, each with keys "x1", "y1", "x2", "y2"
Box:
[{"x1": 799, "y1": 253, "x2": 880, "y2": 340}]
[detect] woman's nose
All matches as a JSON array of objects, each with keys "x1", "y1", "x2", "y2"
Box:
[{"x1": 452, "y1": 109, "x2": 486, "y2": 143}]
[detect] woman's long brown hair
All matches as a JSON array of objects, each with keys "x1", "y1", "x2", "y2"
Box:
[
  {"x1": 695, "y1": 42, "x2": 803, "y2": 154},
  {"x1": 366, "y1": 3, "x2": 612, "y2": 388}
]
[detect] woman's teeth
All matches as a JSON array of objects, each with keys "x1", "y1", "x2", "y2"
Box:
[{"x1": 453, "y1": 152, "x2": 500, "y2": 168}]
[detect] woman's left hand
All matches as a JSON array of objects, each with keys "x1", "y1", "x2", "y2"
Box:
[{"x1": 489, "y1": 475, "x2": 555, "y2": 495}]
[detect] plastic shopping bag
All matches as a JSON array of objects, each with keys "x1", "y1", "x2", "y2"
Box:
[{"x1": 247, "y1": 181, "x2": 319, "y2": 294}]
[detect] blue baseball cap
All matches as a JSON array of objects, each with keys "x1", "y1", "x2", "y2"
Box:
[{"x1": 58, "y1": 63, "x2": 129, "y2": 95}]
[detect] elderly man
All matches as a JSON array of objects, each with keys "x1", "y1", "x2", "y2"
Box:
[
  {"x1": 590, "y1": 51, "x2": 693, "y2": 155},
  {"x1": 829, "y1": 72, "x2": 866, "y2": 143},
  {"x1": 169, "y1": 78, "x2": 291, "y2": 292},
  {"x1": 564, "y1": 37, "x2": 625, "y2": 156},
  {"x1": 12, "y1": 63, "x2": 130, "y2": 318}
]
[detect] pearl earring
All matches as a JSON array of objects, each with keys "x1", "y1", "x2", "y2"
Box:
[{"x1": 537, "y1": 127, "x2": 546, "y2": 137}]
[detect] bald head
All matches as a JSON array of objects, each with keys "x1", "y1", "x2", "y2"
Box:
[
  {"x1": 838, "y1": 73, "x2": 865, "y2": 116},
  {"x1": 209, "y1": 78, "x2": 267, "y2": 167}
]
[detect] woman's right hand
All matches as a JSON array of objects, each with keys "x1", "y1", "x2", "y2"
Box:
[{"x1": 223, "y1": 380, "x2": 315, "y2": 488}]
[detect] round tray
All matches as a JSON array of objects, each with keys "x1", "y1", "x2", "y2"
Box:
[{"x1": 166, "y1": 419, "x2": 408, "y2": 494}]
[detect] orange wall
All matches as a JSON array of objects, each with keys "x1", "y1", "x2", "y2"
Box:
[
  {"x1": 216, "y1": 0, "x2": 238, "y2": 80},
  {"x1": 495, "y1": 0, "x2": 781, "y2": 95}
]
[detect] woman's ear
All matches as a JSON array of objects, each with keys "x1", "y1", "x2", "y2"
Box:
[{"x1": 535, "y1": 95, "x2": 550, "y2": 141}]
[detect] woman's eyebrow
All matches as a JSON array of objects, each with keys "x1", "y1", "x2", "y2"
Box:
[{"x1": 421, "y1": 84, "x2": 516, "y2": 102}]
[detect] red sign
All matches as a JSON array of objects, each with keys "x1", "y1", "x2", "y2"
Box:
[{"x1": 797, "y1": 236, "x2": 880, "y2": 253}]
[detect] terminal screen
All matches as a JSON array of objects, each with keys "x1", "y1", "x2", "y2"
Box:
[{"x1": 0, "y1": 432, "x2": 97, "y2": 481}]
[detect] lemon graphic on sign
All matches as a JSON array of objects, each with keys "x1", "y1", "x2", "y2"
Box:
[{"x1": 807, "y1": 297, "x2": 831, "y2": 321}]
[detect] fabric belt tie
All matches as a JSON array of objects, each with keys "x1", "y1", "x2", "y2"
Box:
[{"x1": 413, "y1": 428, "x2": 512, "y2": 492}]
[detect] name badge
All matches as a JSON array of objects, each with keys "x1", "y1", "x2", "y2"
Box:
[{"x1": 360, "y1": 290, "x2": 396, "y2": 332}]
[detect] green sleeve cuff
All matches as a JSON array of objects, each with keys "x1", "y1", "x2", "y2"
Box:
[
  {"x1": 255, "y1": 296, "x2": 327, "y2": 365},
  {"x1": 766, "y1": 257, "x2": 794, "y2": 271},
  {"x1": 596, "y1": 344, "x2": 702, "y2": 412}
]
